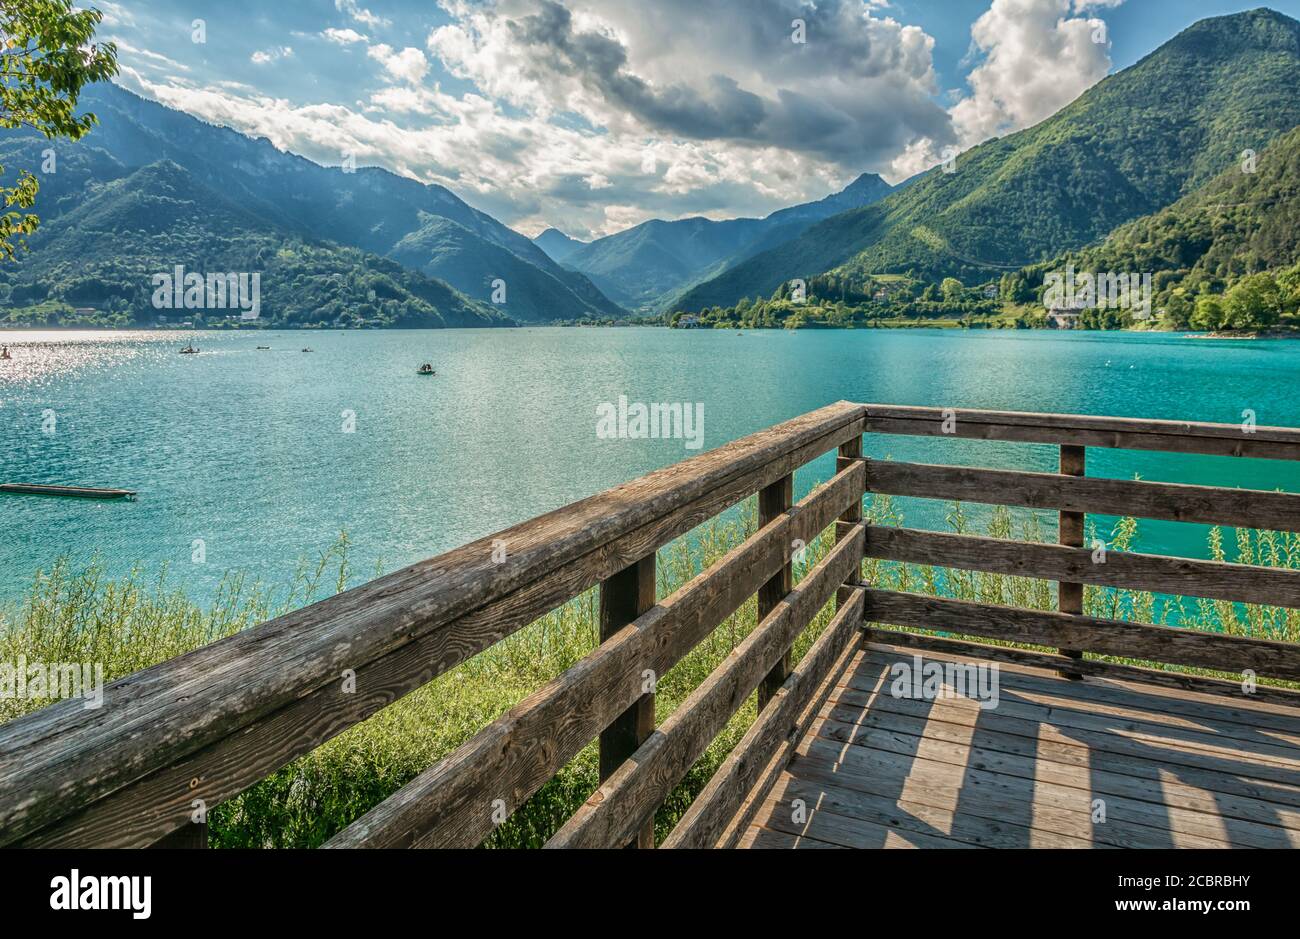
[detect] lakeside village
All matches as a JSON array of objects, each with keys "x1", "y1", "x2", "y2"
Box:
[{"x1": 670, "y1": 263, "x2": 1300, "y2": 334}]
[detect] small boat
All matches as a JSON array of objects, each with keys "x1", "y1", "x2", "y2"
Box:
[
  {"x1": 179, "y1": 345, "x2": 199, "y2": 355},
  {"x1": 256, "y1": 345, "x2": 270, "y2": 350},
  {"x1": 416, "y1": 363, "x2": 436, "y2": 376},
  {"x1": 301, "y1": 347, "x2": 314, "y2": 353},
  {"x1": 0, "y1": 346, "x2": 12, "y2": 360}
]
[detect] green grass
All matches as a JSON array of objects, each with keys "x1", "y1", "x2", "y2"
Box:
[{"x1": 3, "y1": 496, "x2": 1297, "y2": 847}]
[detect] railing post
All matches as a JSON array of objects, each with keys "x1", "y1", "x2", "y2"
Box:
[
  {"x1": 836, "y1": 434, "x2": 865, "y2": 608},
  {"x1": 757, "y1": 474, "x2": 794, "y2": 710},
  {"x1": 598, "y1": 554, "x2": 657, "y2": 848},
  {"x1": 1058, "y1": 444, "x2": 1085, "y2": 679}
]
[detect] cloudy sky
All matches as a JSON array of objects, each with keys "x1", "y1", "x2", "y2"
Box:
[{"x1": 97, "y1": 0, "x2": 1300, "y2": 239}]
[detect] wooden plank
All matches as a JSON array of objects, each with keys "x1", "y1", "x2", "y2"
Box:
[
  {"x1": 662, "y1": 588, "x2": 865, "y2": 849},
  {"x1": 751, "y1": 789, "x2": 978, "y2": 849},
  {"x1": 864, "y1": 459, "x2": 1300, "y2": 531},
  {"x1": 864, "y1": 627, "x2": 1300, "y2": 707},
  {"x1": 864, "y1": 526, "x2": 1300, "y2": 608},
  {"x1": 545, "y1": 527, "x2": 864, "y2": 849},
  {"x1": 1058, "y1": 444, "x2": 1085, "y2": 677},
  {"x1": 861, "y1": 588, "x2": 1300, "y2": 682},
  {"x1": 9, "y1": 403, "x2": 865, "y2": 847},
  {"x1": 904, "y1": 640, "x2": 1300, "y2": 729},
  {"x1": 757, "y1": 474, "x2": 794, "y2": 710},
  {"x1": 836, "y1": 434, "x2": 865, "y2": 609},
  {"x1": 861, "y1": 403, "x2": 1300, "y2": 460},
  {"x1": 836, "y1": 656, "x2": 1300, "y2": 775},
  {"x1": 768, "y1": 772, "x2": 1100, "y2": 849},
  {"x1": 322, "y1": 461, "x2": 864, "y2": 849},
  {"x1": 785, "y1": 748, "x2": 1244, "y2": 849},
  {"x1": 816, "y1": 698, "x2": 1300, "y2": 809},
  {"x1": 713, "y1": 628, "x2": 863, "y2": 849},
  {"x1": 597, "y1": 555, "x2": 657, "y2": 849},
  {"x1": 795, "y1": 736, "x2": 1299, "y2": 847},
  {"x1": 736, "y1": 825, "x2": 846, "y2": 849},
  {"x1": 850, "y1": 646, "x2": 1300, "y2": 751}
]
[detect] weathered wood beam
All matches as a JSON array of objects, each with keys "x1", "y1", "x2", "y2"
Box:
[
  {"x1": 757, "y1": 474, "x2": 794, "y2": 710},
  {"x1": 860, "y1": 404, "x2": 1300, "y2": 460},
  {"x1": 323, "y1": 461, "x2": 865, "y2": 849},
  {"x1": 860, "y1": 588, "x2": 1300, "y2": 681},
  {"x1": 864, "y1": 526, "x2": 1300, "y2": 609},
  {"x1": 862, "y1": 629, "x2": 1300, "y2": 706},
  {"x1": 4, "y1": 401, "x2": 866, "y2": 847},
  {"x1": 597, "y1": 555, "x2": 657, "y2": 848},
  {"x1": 863, "y1": 458, "x2": 1300, "y2": 532},
  {"x1": 545, "y1": 526, "x2": 864, "y2": 849},
  {"x1": 1058, "y1": 445, "x2": 1086, "y2": 677},
  {"x1": 663, "y1": 587, "x2": 865, "y2": 849}
]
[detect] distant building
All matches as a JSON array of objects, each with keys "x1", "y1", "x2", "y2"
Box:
[
  {"x1": 73, "y1": 307, "x2": 96, "y2": 314},
  {"x1": 1046, "y1": 310, "x2": 1082, "y2": 329},
  {"x1": 1046, "y1": 295, "x2": 1088, "y2": 328},
  {"x1": 983, "y1": 285, "x2": 999, "y2": 299},
  {"x1": 677, "y1": 314, "x2": 702, "y2": 329}
]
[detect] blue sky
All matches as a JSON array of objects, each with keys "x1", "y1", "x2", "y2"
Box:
[{"x1": 95, "y1": 1, "x2": 1300, "y2": 238}]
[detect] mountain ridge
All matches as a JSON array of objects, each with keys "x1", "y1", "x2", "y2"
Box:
[
  {"x1": 2, "y1": 82, "x2": 624, "y2": 323},
  {"x1": 673, "y1": 7, "x2": 1300, "y2": 313},
  {"x1": 0, "y1": 158, "x2": 505, "y2": 328},
  {"x1": 547, "y1": 173, "x2": 894, "y2": 311}
]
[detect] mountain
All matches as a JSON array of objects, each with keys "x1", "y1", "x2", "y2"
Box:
[
  {"x1": 558, "y1": 172, "x2": 893, "y2": 311},
  {"x1": 674, "y1": 8, "x2": 1300, "y2": 312},
  {"x1": 0, "y1": 160, "x2": 504, "y2": 328},
  {"x1": 1062, "y1": 123, "x2": 1300, "y2": 281},
  {"x1": 1, "y1": 82, "x2": 624, "y2": 323},
  {"x1": 533, "y1": 228, "x2": 585, "y2": 263},
  {"x1": 390, "y1": 216, "x2": 613, "y2": 321}
]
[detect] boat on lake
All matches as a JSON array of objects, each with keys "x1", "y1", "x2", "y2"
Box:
[
  {"x1": 179, "y1": 345, "x2": 199, "y2": 354},
  {"x1": 417, "y1": 363, "x2": 436, "y2": 376}
]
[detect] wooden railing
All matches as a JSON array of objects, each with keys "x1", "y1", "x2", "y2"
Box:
[{"x1": 1, "y1": 402, "x2": 1298, "y2": 849}]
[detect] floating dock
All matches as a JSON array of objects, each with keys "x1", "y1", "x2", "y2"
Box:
[{"x1": 0, "y1": 483, "x2": 137, "y2": 500}]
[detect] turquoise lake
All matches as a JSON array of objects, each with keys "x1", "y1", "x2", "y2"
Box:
[{"x1": 1, "y1": 327, "x2": 1298, "y2": 604}]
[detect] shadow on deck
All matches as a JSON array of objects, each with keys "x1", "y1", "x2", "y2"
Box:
[{"x1": 740, "y1": 640, "x2": 1300, "y2": 849}]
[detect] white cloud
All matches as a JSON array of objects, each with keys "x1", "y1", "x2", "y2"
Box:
[
  {"x1": 323, "y1": 28, "x2": 368, "y2": 45},
  {"x1": 95, "y1": 1, "x2": 135, "y2": 28},
  {"x1": 336, "y1": 0, "x2": 390, "y2": 30},
  {"x1": 951, "y1": 0, "x2": 1115, "y2": 147},
  {"x1": 886, "y1": 0, "x2": 1121, "y2": 179},
  {"x1": 427, "y1": 0, "x2": 954, "y2": 167},
  {"x1": 367, "y1": 44, "x2": 429, "y2": 84},
  {"x1": 107, "y1": 39, "x2": 191, "y2": 73},
  {"x1": 251, "y1": 46, "x2": 294, "y2": 65}
]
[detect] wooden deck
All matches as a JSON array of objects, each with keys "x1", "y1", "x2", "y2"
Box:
[
  {"x1": 4, "y1": 402, "x2": 1298, "y2": 850},
  {"x1": 739, "y1": 641, "x2": 1300, "y2": 849}
]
